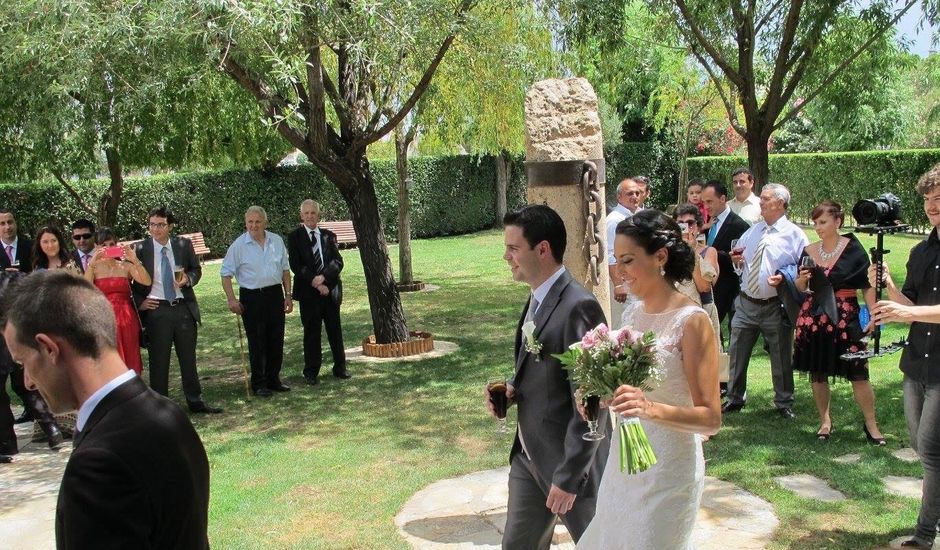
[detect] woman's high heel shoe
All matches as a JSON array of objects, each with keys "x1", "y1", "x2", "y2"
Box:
[
  {"x1": 863, "y1": 423, "x2": 887, "y2": 446},
  {"x1": 816, "y1": 425, "x2": 832, "y2": 441}
]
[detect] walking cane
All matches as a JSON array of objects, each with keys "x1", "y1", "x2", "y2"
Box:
[{"x1": 235, "y1": 315, "x2": 251, "y2": 398}]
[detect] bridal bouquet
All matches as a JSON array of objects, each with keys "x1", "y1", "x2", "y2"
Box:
[{"x1": 554, "y1": 323, "x2": 660, "y2": 474}]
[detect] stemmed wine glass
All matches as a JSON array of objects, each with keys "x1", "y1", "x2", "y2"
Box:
[
  {"x1": 582, "y1": 395, "x2": 605, "y2": 441},
  {"x1": 730, "y1": 239, "x2": 744, "y2": 276},
  {"x1": 800, "y1": 256, "x2": 816, "y2": 294},
  {"x1": 487, "y1": 380, "x2": 511, "y2": 435}
]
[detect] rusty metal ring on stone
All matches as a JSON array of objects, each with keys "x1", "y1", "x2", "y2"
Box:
[{"x1": 524, "y1": 158, "x2": 606, "y2": 187}]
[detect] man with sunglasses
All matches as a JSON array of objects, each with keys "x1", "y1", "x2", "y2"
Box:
[
  {"x1": 70, "y1": 219, "x2": 96, "y2": 273},
  {"x1": 131, "y1": 207, "x2": 222, "y2": 415}
]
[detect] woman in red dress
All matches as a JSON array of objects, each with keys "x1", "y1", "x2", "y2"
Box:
[{"x1": 84, "y1": 228, "x2": 152, "y2": 375}]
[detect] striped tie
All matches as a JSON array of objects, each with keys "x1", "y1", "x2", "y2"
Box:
[{"x1": 746, "y1": 229, "x2": 768, "y2": 297}]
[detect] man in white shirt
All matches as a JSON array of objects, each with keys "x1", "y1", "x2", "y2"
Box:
[
  {"x1": 606, "y1": 178, "x2": 642, "y2": 325},
  {"x1": 729, "y1": 168, "x2": 762, "y2": 225},
  {"x1": 221, "y1": 206, "x2": 293, "y2": 397},
  {"x1": 724, "y1": 183, "x2": 808, "y2": 419}
]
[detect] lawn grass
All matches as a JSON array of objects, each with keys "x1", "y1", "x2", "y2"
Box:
[{"x1": 153, "y1": 226, "x2": 929, "y2": 549}]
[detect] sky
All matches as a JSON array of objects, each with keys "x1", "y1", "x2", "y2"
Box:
[{"x1": 892, "y1": 2, "x2": 936, "y2": 56}]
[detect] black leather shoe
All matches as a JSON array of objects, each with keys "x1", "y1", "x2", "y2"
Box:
[
  {"x1": 0, "y1": 455, "x2": 12, "y2": 463},
  {"x1": 778, "y1": 407, "x2": 796, "y2": 420},
  {"x1": 40, "y1": 425, "x2": 64, "y2": 450},
  {"x1": 304, "y1": 376, "x2": 319, "y2": 386},
  {"x1": 721, "y1": 401, "x2": 745, "y2": 414},
  {"x1": 270, "y1": 382, "x2": 291, "y2": 392},
  {"x1": 900, "y1": 538, "x2": 933, "y2": 548},
  {"x1": 253, "y1": 388, "x2": 273, "y2": 398},
  {"x1": 13, "y1": 411, "x2": 32, "y2": 424},
  {"x1": 188, "y1": 401, "x2": 224, "y2": 414},
  {"x1": 333, "y1": 370, "x2": 351, "y2": 380}
]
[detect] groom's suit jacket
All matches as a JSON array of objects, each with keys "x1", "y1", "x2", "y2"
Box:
[
  {"x1": 509, "y1": 269, "x2": 610, "y2": 496},
  {"x1": 711, "y1": 210, "x2": 750, "y2": 321}
]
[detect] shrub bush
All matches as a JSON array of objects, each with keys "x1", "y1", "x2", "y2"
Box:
[{"x1": 687, "y1": 149, "x2": 940, "y2": 231}]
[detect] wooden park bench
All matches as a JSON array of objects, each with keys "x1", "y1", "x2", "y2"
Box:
[
  {"x1": 319, "y1": 220, "x2": 358, "y2": 248},
  {"x1": 118, "y1": 231, "x2": 211, "y2": 261}
]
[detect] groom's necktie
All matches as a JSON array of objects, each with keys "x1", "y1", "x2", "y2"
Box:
[
  {"x1": 525, "y1": 297, "x2": 540, "y2": 323},
  {"x1": 707, "y1": 221, "x2": 718, "y2": 246}
]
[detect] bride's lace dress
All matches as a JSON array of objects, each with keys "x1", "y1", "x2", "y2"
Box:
[{"x1": 576, "y1": 302, "x2": 706, "y2": 549}]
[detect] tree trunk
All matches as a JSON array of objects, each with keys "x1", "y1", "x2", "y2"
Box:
[
  {"x1": 495, "y1": 150, "x2": 509, "y2": 227},
  {"x1": 341, "y1": 156, "x2": 410, "y2": 344},
  {"x1": 99, "y1": 146, "x2": 124, "y2": 227},
  {"x1": 394, "y1": 129, "x2": 414, "y2": 285},
  {"x1": 745, "y1": 133, "x2": 770, "y2": 188}
]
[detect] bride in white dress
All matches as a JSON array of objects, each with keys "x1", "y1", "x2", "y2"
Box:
[{"x1": 577, "y1": 209, "x2": 722, "y2": 549}]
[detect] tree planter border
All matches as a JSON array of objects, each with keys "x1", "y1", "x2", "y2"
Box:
[
  {"x1": 396, "y1": 280, "x2": 426, "y2": 292},
  {"x1": 362, "y1": 331, "x2": 434, "y2": 358}
]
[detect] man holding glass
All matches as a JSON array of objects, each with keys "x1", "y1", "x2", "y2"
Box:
[{"x1": 132, "y1": 207, "x2": 221, "y2": 414}]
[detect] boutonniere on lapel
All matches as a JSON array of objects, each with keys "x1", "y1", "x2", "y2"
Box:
[{"x1": 522, "y1": 320, "x2": 542, "y2": 361}]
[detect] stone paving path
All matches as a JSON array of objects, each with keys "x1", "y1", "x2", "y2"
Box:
[
  {"x1": 396, "y1": 468, "x2": 779, "y2": 549},
  {"x1": 774, "y1": 473, "x2": 847, "y2": 502},
  {"x1": 0, "y1": 420, "x2": 70, "y2": 550}
]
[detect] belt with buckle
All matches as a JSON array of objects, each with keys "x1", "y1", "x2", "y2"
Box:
[
  {"x1": 156, "y1": 299, "x2": 182, "y2": 307},
  {"x1": 741, "y1": 293, "x2": 777, "y2": 306}
]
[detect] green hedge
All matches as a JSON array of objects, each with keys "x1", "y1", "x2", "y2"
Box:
[{"x1": 687, "y1": 149, "x2": 940, "y2": 231}]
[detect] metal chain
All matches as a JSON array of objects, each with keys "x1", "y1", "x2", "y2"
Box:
[{"x1": 581, "y1": 161, "x2": 603, "y2": 285}]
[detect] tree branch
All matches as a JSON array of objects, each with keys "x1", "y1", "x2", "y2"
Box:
[
  {"x1": 772, "y1": 0, "x2": 918, "y2": 131},
  {"x1": 350, "y1": 3, "x2": 470, "y2": 151},
  {"x1": 219, "y1": 54, "x2": 307, "y2": 152},
  {"x1": 672, "y1": 0, "x2": 744, "y2": 88},
  {"x1": 51, "y1": 171, "x2": 97, "y2": 217},
  {"x1": 755, "y1": 0, "x2": 787, "y2": 34},
  {"x1": 763, "y1": 0, "x2": 805, "y2": 121},
  {"x1": 686, "y1": 39, "x2": 745, "y2": 135}
]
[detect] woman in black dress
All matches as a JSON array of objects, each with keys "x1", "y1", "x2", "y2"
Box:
[{"x1": 793, "y1": 201, "x2": 885, "y2": 444}]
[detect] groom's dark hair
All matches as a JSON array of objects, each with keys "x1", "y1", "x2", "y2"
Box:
[{"x1": 503, "y1": 204, "x2": 566, "y2": 264}]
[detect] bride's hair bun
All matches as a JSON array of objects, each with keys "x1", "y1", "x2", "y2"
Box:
[{"x1": 615, "y1": 209, "x2": 695, "y2": 283}]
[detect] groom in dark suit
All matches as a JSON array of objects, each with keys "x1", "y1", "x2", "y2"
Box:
[
  {"x1": 286, "y1": 199, "x2": 348, "y2": 384},
  {"x1": 2, "y1": 271, "x2": 210, "y2": 548},
  {"x1": 132, "y1": 207, "x2": 221, "y2": 414},
  {"x1": 487, "y1": 204, "x2": 609, "y2": 549},
  {"x1": 702, "y1": 180, "x2": 750, "y2": 323}
]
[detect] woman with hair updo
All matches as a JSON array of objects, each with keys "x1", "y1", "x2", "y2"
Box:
[
  {"x1": 792, "y1": 200, "x2": 885, "y2": 444},
  {"x1": 576, "y1": 209, "x2": 721, "y2": 550},
  {"x1": 84, "y1": 227, "x2": 152, "y2": 375}
]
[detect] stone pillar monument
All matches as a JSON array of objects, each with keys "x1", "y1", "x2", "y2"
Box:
[{"x1": 523, "y1": 77, "x2": 610, "y2": 322}]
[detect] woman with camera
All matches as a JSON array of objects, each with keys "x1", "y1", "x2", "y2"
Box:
[
  {"x1": 84, "y1": 228, "x2": 151, "y2": 375},
  {"x1": 792, "y1": 200, "x2": 885, "y2": 444},
  {"x1": 673, "y1": 204, "x2": 725, "y2": 368}
]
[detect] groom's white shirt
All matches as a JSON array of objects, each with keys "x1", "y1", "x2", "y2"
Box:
[{"x1": 518, "y1": 265, "x2": 567, "y2": 459}]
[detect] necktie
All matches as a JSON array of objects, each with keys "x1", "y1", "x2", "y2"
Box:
[
  {"x1": 81, "y1": 254, "x2": 90, "y2": 272},
  {"x1": 707, "y1": 222, "x2": 718, "y2": 246},
  {"x1": 745, "y1": 229, "x2": 768, "y2": 297},
  {"x1": 4, "y1": 245, "x2": 12, "y2": 263},
  {"x1": 525, "y1": 297, "x2": 540, "y2": 323},
  {"x1": 310, "y1": 231, "x2": 323, "y2": 273},
  {"x1": 161, "y1": 248, "x2": 176, "y2": 301}
]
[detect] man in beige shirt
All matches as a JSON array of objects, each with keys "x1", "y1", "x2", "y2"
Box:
[{"x1": 729, "y1": 168, "x2": 762, "y2": 225}]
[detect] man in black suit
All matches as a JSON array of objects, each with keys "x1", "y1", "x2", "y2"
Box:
[
  {"x1": 69, "y1": 218, "x2": 96, "y2": 274},
  {"x1": 286, "y1": 199, "x2": 348, "y2": 385},
  {"x1": 2, "y1": 270, "x2": 211, "y2": 548},
  {"x1": 132, "y1": 207, "x2": 221, "y2": 414},
  {"x1": 0, "y1": 210, "x2": 63, "y2": 446},
  {"x1": 486, "y1": 205, "x2": 609, "y2": 549},
  {"x1": 702, "y1": 180, "x2": 750, "y2": 324}
]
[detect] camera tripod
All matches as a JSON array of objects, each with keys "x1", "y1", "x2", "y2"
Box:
[{"x1": 840, "y1": 223, "x2": 908, "y2": 360}]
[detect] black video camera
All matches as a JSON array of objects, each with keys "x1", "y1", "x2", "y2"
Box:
[{"x1": 852, "y1": 193, "x2": 902, "y2": 226}]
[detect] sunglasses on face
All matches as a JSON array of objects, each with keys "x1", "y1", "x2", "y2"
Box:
[{"x1": 72, "y1": 233, "x2": 93, "y2": 241}]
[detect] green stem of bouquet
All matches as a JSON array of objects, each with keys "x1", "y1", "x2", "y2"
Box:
[{"x1": 619, "y1": 416, "x2": 657, "y2": 474}]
